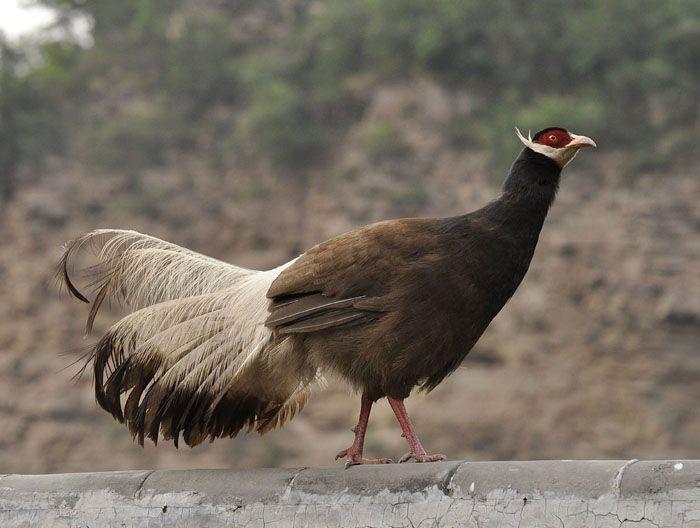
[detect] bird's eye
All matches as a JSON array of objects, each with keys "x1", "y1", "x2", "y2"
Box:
[{"x1": 548, "y1": 134, "x2": 557, "y2": 141}]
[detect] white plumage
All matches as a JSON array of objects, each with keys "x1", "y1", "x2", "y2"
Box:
[{"x1": 60, "y1": 229, "x2": 319, "y2": 446}]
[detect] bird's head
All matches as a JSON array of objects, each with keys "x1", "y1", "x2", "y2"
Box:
[{"x1": 516, "y1": 127, "x2": 596, "y2": 168}]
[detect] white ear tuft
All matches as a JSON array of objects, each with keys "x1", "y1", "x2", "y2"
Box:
[{"x1": 515, "y1": 127, "x2": 530, "y2": 147}]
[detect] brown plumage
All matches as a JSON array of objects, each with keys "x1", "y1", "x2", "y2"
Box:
[{"x1": 58, "y1": 127, "x2": 595, "y2": 464}]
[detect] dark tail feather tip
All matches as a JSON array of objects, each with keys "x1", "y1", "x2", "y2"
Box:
[{"x1": 62, "y1": 250, "x2": 90, "y2": 303}]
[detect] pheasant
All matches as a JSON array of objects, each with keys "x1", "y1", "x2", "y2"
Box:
[{"x1": 59, "y1": 127, "x2": 595, "y2": 465}]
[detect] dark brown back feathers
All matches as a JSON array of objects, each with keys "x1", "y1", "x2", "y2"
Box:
[{"x1": 265, "y1": 148, "x2": 561, "y2": 399}]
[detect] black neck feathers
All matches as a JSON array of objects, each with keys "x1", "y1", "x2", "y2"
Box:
[
  {"x1": 502, "y1": 147, "x2": 561, "y2": 197},
  {"x1": 441, "y1": 147, "x2": 561, "y2": 242},
  {"x1": 452, "y1": 147, "x2": 560, "y2": 249},
  {"x1": 495, "y1": 148, "x2": 561, "y2": 230}
]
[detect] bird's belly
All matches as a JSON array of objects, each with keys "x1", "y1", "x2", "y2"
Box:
[{"x1": 302, "y1": 299, "x2": 500, "y2": 399}]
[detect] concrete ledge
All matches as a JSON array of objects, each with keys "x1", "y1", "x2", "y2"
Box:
[{"x1": 1, "y1": 460, "x2": 698, "y2": 527}]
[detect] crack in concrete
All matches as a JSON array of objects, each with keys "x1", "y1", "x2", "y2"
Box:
[
  {"x1": 552, "y1": 512, "x2": 565, "y2": 528},
  {"x1": 593, "y1": 510, "x2": 659, "y2": 528},
  {"x1": 516, "y1": 500, "x2": 527, "y2": 528},
  {"x1": 612, "y1": 458, "x2": 639, "y2": 497},
  {"x1": 282, "y1": 466, "x2": 307, "y2": 502},
  {"x1": 621, "y1": 517, "x2": 660, "y2": 527},
  {"x1": 439, "y1": 461, "x2": 466, "y2": 497},
  {"x1": 133, "y1": 469, "x2": 156, "y2": 500}
]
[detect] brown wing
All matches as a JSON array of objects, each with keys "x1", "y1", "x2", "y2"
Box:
[
  {"x1": 265, "y1": 218, "x2": 439, "y2": 334},
  {"x1": 265, "y1": 293, "x2": 381, "y2": 334}
]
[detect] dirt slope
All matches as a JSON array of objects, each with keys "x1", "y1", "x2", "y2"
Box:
[{"x1": 0, "y1": 82, "x2": 697, "y2": 473}]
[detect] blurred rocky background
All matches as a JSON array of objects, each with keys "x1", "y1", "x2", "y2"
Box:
[{"x1": 0, "y1": 0, "x2": 698, "y2": 473}]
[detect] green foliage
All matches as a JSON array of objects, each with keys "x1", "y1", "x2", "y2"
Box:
[
  {"x1": 163, "y1": 16, "x2": 241, "y2": 122},
  {"x1": 2, "y1": 0, "x2": 699, "y2": 184},
  {"x1": 89, "y1": 104, "x2": 166, "y2": 170},
  {"x1": 0, "y1": 38, "x2": 81, "y2": 198},
  {"x1": 239, "y1": 79, "x2": 324, "y2": 167},
  {"x1": 361, "y1": 121, "x2": 410, "y2": 161}
]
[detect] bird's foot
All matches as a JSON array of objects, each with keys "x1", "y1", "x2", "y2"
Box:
[
  {"x1": 336, "y1": 448, "x2": 392, "y2": 468},
  {"x1": 398, "y1": 452, "x2": 447, "y2": 463}
]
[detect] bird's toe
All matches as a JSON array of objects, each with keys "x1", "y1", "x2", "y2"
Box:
[
  {"x1": 342, "y1": 455, "x2": 393, "y2": 468},
  {"x1": 399, "y1": 452, "x2": 447, "y2": 463},
  {"x1": 415, "y1": 453, "x2": 447, "y2": 463}
]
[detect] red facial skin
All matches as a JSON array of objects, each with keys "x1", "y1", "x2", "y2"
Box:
[{"x1": 534, "y1": 129, "x2": 572, "y2": 148}]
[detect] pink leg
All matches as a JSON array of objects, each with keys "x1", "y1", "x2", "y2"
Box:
[
  {"x1": 336, "y1": 392, "x2": 392, "y2": 468},
  {"x1": 388, "y1": 397, "x2": 447, "y2": 463}
]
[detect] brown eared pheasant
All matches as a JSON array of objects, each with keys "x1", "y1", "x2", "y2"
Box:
[{"x1": 59, "y1": 127, "x2": 596, "y2": 466}]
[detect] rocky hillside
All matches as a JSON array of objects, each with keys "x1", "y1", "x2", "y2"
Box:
[{"x1": 0, "y1": 79, "x2": 698, "y2": 473}]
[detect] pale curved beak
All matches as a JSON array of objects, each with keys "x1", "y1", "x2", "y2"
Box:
[{"x1": 568, "y1": 133, "x2": 597, "y2": 149}]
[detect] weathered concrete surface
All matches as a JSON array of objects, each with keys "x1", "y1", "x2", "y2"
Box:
[{"x1": 1, "y1": 460, "x2": 698, "y2": 527}]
